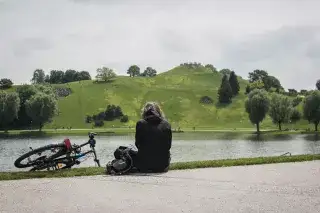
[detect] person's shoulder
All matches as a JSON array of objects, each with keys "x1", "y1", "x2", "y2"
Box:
[
  {"x1": 136, "y1": 119, "x2": 147, "y2": 126},
  {"x1": 160, "y1": 118, "x2": 171, "y2": 129}
]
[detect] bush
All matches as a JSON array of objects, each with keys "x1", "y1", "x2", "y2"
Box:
[
  {"x1": 94, "y1": 120, "x2": 104, "y2": 127},
  {"x1": 199, "y1": 96, "x2": 213, "y2": 104},
  {"x1": 120, "y1": 115, "x2": 129, "y2": 123},
  {"x1": 85, "y1": 115, "x2": 92, "y2": 123},
  {"x1": 0, "y1": 78, "x2": 13, "y2": 89},
  {"x1": 105, "y1": 104, "x2": 123, "y2": 120}
]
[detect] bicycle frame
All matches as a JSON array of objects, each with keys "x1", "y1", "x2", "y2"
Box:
[{"x1": 31, "y1": 134, "x2": 101, "y2": 171}]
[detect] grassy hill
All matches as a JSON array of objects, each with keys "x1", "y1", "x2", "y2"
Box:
[{"x1": 42, "y1": 66, "x2": 310, "y2": 130}]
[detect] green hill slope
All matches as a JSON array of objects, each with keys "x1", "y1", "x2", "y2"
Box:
[{"x1": 45, "y1": 67, "x2": 309, "y2": 130}]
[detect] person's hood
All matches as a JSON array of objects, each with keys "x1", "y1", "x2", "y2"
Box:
[
  {"x1": 144, "y1": 108, "x2": 162, "y2": 124},
  {"x1": 144, "y1": 114, "x2": 162, "y2": 124}
]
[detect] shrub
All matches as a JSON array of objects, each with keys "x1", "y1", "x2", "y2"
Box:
[
  {"x1": 94, "y1": 120, "x2": 104, "y2": 127},
  {"x1": 120, "y1": 115, "x2": 129, "y2": 123},
  {"x1": 85, "y1": 115, "x2": 92, "y2": 123},
  {"x1": 0, "y1": 78, "x2": 13, "y2": 89},
  {"x1": 55, "y1": 87, "x2": 72, "y2": 97},
  {"x1": 199, "y1": 96, "x2": 213, "y2": 104}
]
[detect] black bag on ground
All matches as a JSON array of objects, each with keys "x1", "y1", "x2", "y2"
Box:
[{"x1": 105, "y1": 146, "x2": 135, "y2": 175}]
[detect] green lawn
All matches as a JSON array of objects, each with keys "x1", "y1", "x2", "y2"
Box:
[
  {"x1": 8, "y1": 66, "x2": 313, "y2": 130},
  {"x1": 1, "y1": 154, "x2": 319, "y2": 181}
]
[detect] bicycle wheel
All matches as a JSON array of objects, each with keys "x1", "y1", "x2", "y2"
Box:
[{"x1": 14, "y1": 144, "x2": 66, "y2": 169}]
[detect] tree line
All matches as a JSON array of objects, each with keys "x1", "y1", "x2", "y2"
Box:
[
  {"x1": 0, "y1": 85, "x2": 58, "y2": 131},
  {"x1": 32, "y1": 69, "x2": 92, "y2": 84}
]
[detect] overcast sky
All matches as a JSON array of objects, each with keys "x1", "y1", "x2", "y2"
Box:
[{"x1": 1, "y1": 0, "x2": 320, "y2": 90}]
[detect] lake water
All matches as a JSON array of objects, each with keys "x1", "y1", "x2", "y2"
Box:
[{"x1": 1, "y1": 133, "x2": 320, "y2": 172}]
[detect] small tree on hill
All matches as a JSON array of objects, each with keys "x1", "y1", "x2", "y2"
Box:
[
  {"x1": 127, "y1": 65, "x2": 140, "y2": 77},
  {"x1": 268, "y1": 93, "x2": 293, "y2": 130},
  {"x1": 245, "y1": 89, "x2": 270, "y2": 133},
  {"x1": 205, "y1": 64, "x2": 217, "y2": 72},
  {"x1": 25, "y1": 93, "x2": 58, "y2": 131},
  {"x1": 96, "y1": 67, "x2": 116, "y2": 82},
  {"x1": 31, "y1": 69, "x2": 45, "y2": 84},
  {"x1": 0, "y1": 78, "x2": 13, "y2": 89},
  {"x1": 228, "y1": 71, "x2": 240, "y2": 96},
  {"x1": 303, "y1": 90, "x2": 320, "y2": 131},
  {"x1": 0, "y1": 91, "x2": 20, "y2": 131},
  {"x1": 141, "y1": 67, "x2": 157, "y2": 77},
  {"x1": 218, "y1": 75, "x2": 233, "y2": 104}
]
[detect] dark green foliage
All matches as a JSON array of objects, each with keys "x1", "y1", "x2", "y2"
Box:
[
  {"x1": 55, "y1": 87, "x2": 72, "y2": 98},
  {"x1": 292, "y1": 97, "x2": 303, "y2": 107},
  {"x1": 180, "y1": 62, "x2": 203, "y2": 69},
  {"x1": 94, "y1": 120, "x2": 104, "y2": 127},
  {"x1": 120, "y1": 115, "x2": 129, "y2": 123},
  {"x1": 204, "y1": 64, "x2": 217, "y2": 72},
  {"x1": 127, "y1": 65, "x2": 140, "y2": 77},
  {"x1": 245, "y1": 85, "x2": 251, "y2": 94},
  {"x1": 288, "y1": 89, "x2": 298, "y2": 96},
  {"x1": 85, "y1": 115, "x2": 93, "y2": 123},
  {"x1": 199, "y1": 96, "x2": 213, "y2": 104},
  {"x1": 303, "y1": 90, "x2": 320, "y2": 131},
  {"x1": 141, "y1": 67, "x2": 157, "y2": 77},
  {"x1": 0, "y1": 78, "x2": 13, "y2": 89},
  {"x1": 268, "y1": 93, "x2": 292, "y2": 130},
  {"x1": 77, "y1": 71, "x2": 92, "y2": 81},
  {"x1": 248, "y1": 70, "x2": 282, "y2": 91},
  {"x1": 300, "y1": 90, "x2": 308, "y2": 95},
  {"x1": 245, "y1": 89, "x2": 270, "y2": 133},
  {"x1": 49, "y1": 70, "x2": 65, "y2": 84},
  {"x1": 218, "y1": 75, "x2": 233, "y2": 104},
  {"x1": 0, "y1": 91, "x2": 20, "y2": 130},
  {"x1": 228, "y1": 71, "x2": 240, "y2": 96},
  {"x1": 316, "y1": 79, "x2": 320, "y2": 90},
  {"x1": 290, "y1": 108, "x2": 301, "y2": 123},
  {"x1": 31, "y1": 69, "x2": 45, "y2": 84},
  {"x1": 104, "y1": 105, "x2": 123, "y2": 121},
  {"x1": 63, "y1": 70, "x2": 78, "y2": 83},
  {"x1": 219, "y1": 68, "x2": 232, "y2": 76}
]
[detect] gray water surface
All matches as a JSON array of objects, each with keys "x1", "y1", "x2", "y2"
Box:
[{"x1": 1, "y1": 133, "x2": 320, "y2": 172}]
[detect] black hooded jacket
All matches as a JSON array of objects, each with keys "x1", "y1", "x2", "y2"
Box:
[{"x1": 134, "y1": 113, "x2": 172, "y2": 172}]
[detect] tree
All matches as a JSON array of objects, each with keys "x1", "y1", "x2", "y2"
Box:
[
  {"x1": 78, "y1": 71, "x2": 91, "y2": 81},
  {"x1": 228, "y1": 71, "x2": 240, "y2": 96},
  {"x1": 316, "y1": 80, "x2": 320, "y2": 90},
  {"x1": 218, "y1": 75, "x2": 233, "y2": 104},
  {"x1": 63, "y1": 69, "x2": 77, "y2": 83},
  {"x1": 96, "y1": 67, "x2": 116, "y2": 82},
  {"x1": 141, "y1": 67, "x2": 157, "y2": 77},
  {"x1": 303, "y1": 90, "x2": 320, "y2": 131},
  {"x1": 205, "y1": 64, "x2": 217, "y2": 72},
  {"x1": 245, "y1": 89, "x2": 270, "y2": 133},
  {"x1": 288, "y1": 89, "x2": 298, "y2": 96},
  {"x1": 44, "y1": 75, "x2": 50, "y2": 83},
  {"x1": 0, "y1": 91, "x2": 20, "y2": 130},
  {"x1": 290, "y1": 108, "x2": 301, "y2": 124},
  {"x1": 49, "y1": 70, "x2": 64, "y2": 84},
  {"x1": 25, "y1": 93, "x2": 58, "y2": 131},
  {"x1": 127, "y1": 65, "x2": 140, "y2": 77},
  {"x1": 31, "y1": 69, "x2": 45, "y2": 84},
  {"x1": 248, "y1": 70, "x2": 268, "y2": 83},
  {"x1": 0, "y1": 78, "x2": 13, "y2": 89},
  {"x1": 268, "y1": 93, "x2": 293, "y2": 130},
  {"x1": 219, "y1": 68, "x2": 232, "y2": 76},
  {"x1": 15, "y1": 85, "x2": 38, "y2": 127},
  {"x1": 245, "y1": 80, "x2": 265, "y2": 94}
]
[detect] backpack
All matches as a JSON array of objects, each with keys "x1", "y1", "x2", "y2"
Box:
[{"x1": 105, "y1": 146, "x2": 134, "y2": 175}]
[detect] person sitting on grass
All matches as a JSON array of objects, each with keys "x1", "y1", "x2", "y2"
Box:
[{"x1": 131, "y1": 101, "x2": 172, "y2": 173}]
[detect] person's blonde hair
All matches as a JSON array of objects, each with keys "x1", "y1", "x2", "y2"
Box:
[{"x1": 141, "y1": 101, "x2": 165, "y2": 119}]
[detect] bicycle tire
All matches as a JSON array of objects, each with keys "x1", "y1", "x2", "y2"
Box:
[{"x1": 14, "y1": 144, "x2": 66, "y2": 168}]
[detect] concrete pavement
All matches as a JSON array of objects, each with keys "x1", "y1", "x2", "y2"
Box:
[{"x1": 1, "y1": 161, "x2": 320, "y2": 213}]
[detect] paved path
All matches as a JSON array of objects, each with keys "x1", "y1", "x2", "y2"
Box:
[{"x1": 1, "y1": 161, "x2": 320, "y2": 213}]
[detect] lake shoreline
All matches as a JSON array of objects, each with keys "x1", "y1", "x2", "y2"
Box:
[
  {"x1": 0, "y1": 128, "x2": 319, "y2": 138},
  {"x1": 1, "y1": 154, "x2": 319, "y2": 181}
]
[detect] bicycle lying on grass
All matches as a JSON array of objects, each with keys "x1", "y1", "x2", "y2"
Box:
[{"x1": 14, "y1": 132, "x2": 101, "y2": 171}]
